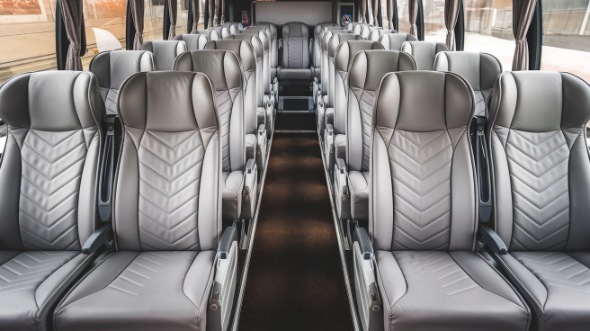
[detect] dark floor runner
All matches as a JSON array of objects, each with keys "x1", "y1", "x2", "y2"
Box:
[{"x1": 238, "y1": 133, "x2": 354, "y2": 331}]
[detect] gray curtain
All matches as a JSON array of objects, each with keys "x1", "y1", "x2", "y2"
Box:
[
  {"x1": 221, "y1": 0, "x2": 225, "y2": 24},
  {"x1": 409, "y1": 0, "x2": 418, "y2": 37},
  {"x1": 130, "y1": 0, "x2": 144, "y2": 50},
  {"x1": 213, "y1": 0, "x2": 219, "y2": 26},
  {"x1": 444, "y1": 0, "x2": 461, "y2": 50},
  {"x1": 512, "y1": 0, "x2": 537, "y2": 70},
  {"x1": 373, "y1": 0, "x2": 379, "y2": 26},
  {"x1": 360, "y1": 0, "x2": 367, "y2": 23},
  {"x1": 367, "y1": 0, "x2": 374, "y2": 25},
  {"x1": 385, "y1": 0, "x2": 394, "y2": 29},
  {"x1": 191, "y1": 0, "x2": 200, "y2": 32},
  {"x1": 208, "y1": 0, "x2": 213, "y2": 27},
  {"x1": 59, "y1": 0, "x2": 84, "y2": 70},
  {"x1": 167, "y1": 0, "x2": 177, "y2": 39}
]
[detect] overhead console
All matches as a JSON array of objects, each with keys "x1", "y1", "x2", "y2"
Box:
[{"x1": 253, "y1": 1, "x2": 333, "y2": 27}]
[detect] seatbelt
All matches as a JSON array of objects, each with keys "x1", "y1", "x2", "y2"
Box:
[
  {"x1": 474, "y1": 116, "x2": 492, "y2": 223},
  {"x1": 98, "y1": 116, "x2": 116, "y2": 223}
]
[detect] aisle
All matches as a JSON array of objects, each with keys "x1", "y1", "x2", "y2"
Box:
[{"x1": 238, "y1": 132, "x2": 354, "y2": 330}]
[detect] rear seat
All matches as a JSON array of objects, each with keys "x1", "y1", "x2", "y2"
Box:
[
  {"x1": 174, "y1": 34, "x2": 209, "y2": 51},
  {"x1": 278, "y1": 22, "x2": 313, "y2": 81},
  {"x1": 90, "y1": 50, "x2": 154, "y2": 115},
  {"x1": 140, "y1": 40, "x2": 187, "y2": 70},
  {"x1": 0, "y1": 71, "x2": 104, "y2": 330},
  {"x1": 401, "y1": 41, "x2": 449, "y2": 70}
]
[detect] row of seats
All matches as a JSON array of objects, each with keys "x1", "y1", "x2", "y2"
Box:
[
  {"x1": 347, "y1": 66, "x2": 590, "y2": 331},
  {"x1": 0, "y1": 69, "x2": 242, "y2": 330}
]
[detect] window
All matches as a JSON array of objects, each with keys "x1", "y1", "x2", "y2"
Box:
[
  {"x1": 463, "y1": 0, "x2": 514, "y2": 71},
  {"x1": 540, "y1": 0, "x2": 590, "y2": 84},
  {"x1": 0, "y1": 0, "x2": 58, "y2": 84},
  {"x1": 423, "y1": 0, "x2": 447, "y2": 42},
  {"x1": 144, "y1": 0, "x2": 165, "y2": 41},
  {"x1": 397, "y1": 0, "x2": 411, "y2": 33},
  {"x1": 82, "y1": 0, "x2": 127, "y2": 70}
]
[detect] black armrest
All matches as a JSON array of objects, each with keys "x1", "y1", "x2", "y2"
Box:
[
  {"x1": 353, "y1": 227, "x2": 374, "y2": 260},
  {"x1": 478, "y1": 225, "x2": 508, "y2": 255},
  {"x1": 82, "y1": 224, "x2": 112, "y2": 254},
  {"x1": 218, "y1": 225, "x2": 238, "y2": 259},
  {"x1": 336, "y1": 158, "x2": 347, "y2": 174}
]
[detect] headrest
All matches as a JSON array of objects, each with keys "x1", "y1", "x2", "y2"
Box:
[
  {"x1": 239, "y1": 30, "x2": 268, "y2": 49},
  {"x1": 369, "y1": 29, "x2": 394, "y2": 41},
  {"x1": 349, "y1": 50, "x2": 417, "y2": 91},
  {"x1": 174, "y1": 50, "x2": 242, "y2": 92},
  {"x1": 283, "y1": 22, "x2": 309, "y2": 38},
  {"x1": 91, "y1": 50, "x2": 154, "y2": 89},
  {"x1": 204, "y1": 40, "x2": 257, "y2": 73},
  {"x1": 379, "y1": 33, "x2": 417, "y2": 50},
  {"x1": 334, "y1": 40, "x2": 384, "y2": 71},
  {"x1": 141, "y1": 40, "x2": 187, "y2": 70},
  {"x1": 174, "y1": 34, "x2": 209, "y2": 51},
  {"x1": 329, "y1": 34, "x2": 365, "y2": 58},
  {"x1": 433, "y1": 51, "x2": 502, "y2": 92},
  {"x1": 401, "y1": 41, "x2": 449, "y2": 70},
  {"x1": 224, "y1": 34, "x2": 263, "y2": 59}
]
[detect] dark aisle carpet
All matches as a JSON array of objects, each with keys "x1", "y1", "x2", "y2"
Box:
[
  {"x1": 275, "y1": 112, "x2": 316, "y2": 131},
  {"x1": 238, "y1": 133, "x2": 354, "y2": 331}
]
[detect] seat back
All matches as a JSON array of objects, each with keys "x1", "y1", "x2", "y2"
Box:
[
  {"x1": 401, "y1": 41, "x2": 449, "y2": 70},
  {"x1": 174, "y1": 34, "x2": 209, "y2": 50},
  {"x1": 347, "y1": 22, "x2": 358, "y2": 32},
  {"x1": 282, "y1": 22, "x2": 311, "y2": 69},
  {"x1": 208, "y1": 26, "x2": 230, "y2": 39},
  {"x1": 379, "y1": 33, "x2": 418, "y2": 50},
  {"x1": 193, "y1": 29, "x2": 222, "y2": 41},
  {"x1": 314, "y1": 23, "x2": 337, "y2": 71},
  {"x1": 331, "y1": 39, "x2": 382, "y2": 134},
  {"x1": 223, "y1": 21, "x2": 239, "y2": 34},
  {"x1": 368, "y1": 29, "x2": 394, "y2": 41},
  {"x1": 370, "y1": 71, "x2": 476, "y2": 251},
  {"x1": 434, "y1": 52, "x2": 502, "y2": 117},
  {"x1": 0, "y1": 71, "x2": 103, "y2": 250},
  {"x1": 489, "y1": 72, "x2": 590, "y2": 251},
  {"x1": 322, "y1": 30, "x2": 352, "y2": 106},
  {"x1": 114, "y1": 71, "x2": 221, "y2": 251},
  {"x1": 240, "y1": 30, "x2": 270, "y2": 96},
  {"x1": 256, "y1": 22, "x2": 279, "y2": 79},
  {"x1": 140, "y1": 40, "x2": 187, "y2": 70},
  {"x1": 320, "y1": 28, "x2": 346, "y2": 94},
  {"x1": 360, "y1": 25, "x2": 379, "y2": 39},
  {"x1": 90, "y1": 50, "x2": 154, "y2": 115},
  {"x1": 353, "y1": 23, "x2": 363, "y2": 35},
  {"x1": 224, "y1": 34, "x2": 265, "y2": 108},
  {"x1": 175, "y1": 50, "x2": 246, "y2": 174},
  {"x1": 347, "y1": 51, "x2": 416, "y2": 173},
  {"x1": 203, "y1": 40, "x2": 258, "y2": 136}
]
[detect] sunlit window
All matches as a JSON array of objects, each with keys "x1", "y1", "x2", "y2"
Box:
[
  {"x1": 0, "y1": 0, "x2": 57, "y2": 83},
  {"x1": 423, "y1": 0, "x2": 446, "y2": 42},
  {"x1": 540, "y1": 0, "x2": 590, "y2": 84},
  {"x1": 397, "y1": 0, "x2": 411, "y2": 33},
  {"x1": 83, "y1": 0, "x2": 127, "y2": 70},
  {"x1": 144, "y1": 0, "x2": 165, "y2": 41},
  {"x1": 463, "y1": 0, "x2": 514, "y2": 71}
]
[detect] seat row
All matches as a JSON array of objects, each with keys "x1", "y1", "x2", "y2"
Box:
[{"x1": 0, "y1": 68, "x2": 245, "y2": 330}]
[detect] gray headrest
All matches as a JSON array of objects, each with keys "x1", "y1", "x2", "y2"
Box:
[
  {"x1": 118, "y1": 71, "x2": 217, "y2": 132},
  {"x1": 256, "y1": 22, "x2": 278, "y2": 36},
  {"x1": 401, "y1": 41, "x2": 449, "y2": 70},
  {"x1": 376, "y1": 71, "x2": 474, "y2": 131},
  {"x1": 490, "y1": 71, "x2": 590, "y2": 132},
  {"x1": 204, "y1": 40, "x2": 257, "y2": 73},
  {"x1": 283, "y1": 22, "x2": 309, "y2": 38},
  {"x1": 369, "y1": 29, "x2": 394, "y2": 41},
  {"x1": 174, "y1": 50, "x2": 242, "y2": 92},
  {"x1": 329, "y1": 34, "x2": 366, "y2": 58},
  {"x1": 433, "y1": 51, "x2": 502, "y2": 92},
  {"x1": 224, "y1": 34, "x2": 263, "y2": 59},
  {"x1": 334, "y1": 40, "x2": 384, "y2": 71},
  {"x1": 379, "y1": 33, "x2": 418, "y2": 50},
  {"x1": 174, "y1": 34, "x2": 209, "y2": 50},
  {"x1": 0, "y1": 71, "x2": 103, "y2": 131},
  {"x1": 141, "y1": 40, "x2": 187, "y2": 70},
  {"x1": 349, "y1": 50, "x2": 417, "y2": 91},
  {"x1": 91, "y1": 50, "x2": 154, "y2": 90},
  {"x1": 239, "y1": 30, "x2": 268, "y2": 50}
]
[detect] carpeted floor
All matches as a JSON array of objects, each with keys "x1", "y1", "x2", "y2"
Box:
[{"x1": 238, "y1": 133, "x2": 354, "y2": 331}]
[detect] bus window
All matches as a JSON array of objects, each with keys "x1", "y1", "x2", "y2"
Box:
[
  {"x1": 144, "y1": 0, "x2": 165, "y2": 41},
  {"x1": 423, "y1": 0, "x2": 447, "y2": 42},
  {"x1": 0, "y1": 0, "x2": 57, "y2": 84},
  {"x1": 397, "y1": 0, "x2": 412, "y2": 33},
  {"x1": 463, "y1": 0, "x2": 515, "y2": 71},
  {"x1": 176, "y1": 0, "x2": 189, "y2": 34},
  {"x1": 540, "y1": 0, "x2": 590, "y2": 84},
  {"x1": 82, "y1": 0, "x2": 127, "y2": 70}
]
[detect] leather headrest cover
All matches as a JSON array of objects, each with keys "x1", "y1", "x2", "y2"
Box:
[
  {"x1": 240, "y1": 30, "x2": 268, "y2": 49},
  {"x1": 433, "y1": 51, "x2": 502, "y2": 91},
  {"x1": 349, "y1": 50, "x2": 416, "y2": 91},
  {"x1": 204, "y1": 40, "x2": 256, "y2": 72},
  {"x1": 91, "y1": 50, "x2": 154, "y2": 89},
  {"x1": 329, "y1": 34, "x2": 364, "y2": 58},
  {"x1": 379, "y1": 33, "x2": 418, "y2": 50},
  {"x1": 174, "y1": 34, "x2": 209, "y2": 51},
  {"x1": 334, "y1": 41, "x2": 384, "y2": 71},
  {"x1": 174, "y1": 50, "x2": 242, "y2": 92},
  {"x1": 376, "y1": 71, "x2": 474, "y2": 131},
  {"x1": 118, "y1": 71, "x2": 216, "y2": 132},
  {"x1": 224, "y1": 35, "x2": 263, "y2": 59}
]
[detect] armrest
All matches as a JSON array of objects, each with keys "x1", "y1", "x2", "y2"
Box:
[
  {"x1": 256, "y1": 107, "x2": 267, "y2": 127},
  {"x1": 335, "y1": 158, "x2": 347, "y2": 174},
  {"x1": 478, "y1": 225, "x2": 508, "y2": 255},
  {"x1": 258, "y1": 123, "x2": 266, "y2": 136},
  {"x1": 325, "y1": 123, "x2": 334, "y2": 136},
  {"x1": 353, "y1": 226, "x2": 374, "y2": 260},
  {"x1": 82, "y1": 224, "x2": 112, "y2": 254},
  {"x1": 325, "y1": 107, "x2": 334, "y2": 126},
  {"x1": 334, "y1": 158, "x2": 351, "y2": 220},
  {"x1": 218, "y1": 225, "x2": 238, "y2": 259}
]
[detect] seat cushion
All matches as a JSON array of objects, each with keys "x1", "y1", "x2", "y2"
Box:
[
  {"x1": 54, "y1": 251, "x2": 216, "y2": 331},
  {"x1": 348, "y1": 171, "x2": 369, "y2": 221},
  {"x1": 376, "y1": 251, "x2": 530, "y2": 331},
  {"x1": 499, "y1": 252, "x2": 590, "y2": 331},
  {"x1": 0, "y1": 251, "x2": 92, "y2": 331},
  {"x1": 222, "y1": 171, "x2": 244, "y2": 220}
]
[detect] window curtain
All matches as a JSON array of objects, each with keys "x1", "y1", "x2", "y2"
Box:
[
  {"x1": 130, "y1": 0, "x2": 144, "y2": 50},
  {"x1": 512, "y1": 0, "x2": 537, "y2": 70},
  {"x1": 367, "y1": 0, "x2": 374, "y2": 25},
  {"x1": 444, "y1": 0, "x2": 461, "y2": 50},
  {"x1": 373, "y1": 0, "x2": 380, "y2": 26},
  {"x1": 190, "y1": 0, "x2": 200, "y2": 32},
  {"x1": 213, "y1": 0, "x2": 219, "y2": 26},
  {"x1": 381, "y1": 0, "x2": 394, "y2": 29},
  {"x1": 58, "y1": 0, "x2": 84, "y2": 70},
  {"x1": 360, "y1": 0, "x2": 367, "y2": 23},
  {"x1": 167, "y1": 0, "x2": 177, "y2": 39},
  {"x1": 220, "y1": 0, "x2": 225, "y2": 24},
  {"x1": 409, "y1": 0, "x2": 418, "y2": 37},
  {"x1": 208, "y1": 0, "x2": 213, "y2": 27}
]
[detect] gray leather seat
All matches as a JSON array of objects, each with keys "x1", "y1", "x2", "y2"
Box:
[
  {"x1": 193, "y1": 29, "x2": 221, "y2": 41},
  {"x1": 368, "y1": 29, "x2": 394, "y2": 41},
  {"x1": 488, "y1": 71, "x2": 590, "y2": 331},
  {"x1": 240, "y1": 29, "x2": 273, "y2": 106},
  {"x1": 255, "y1": 22, "x2": 279, "y2": 97},
  {"x1": 401, "y1": 41, "x2": 449, "y2": 70},
  {"x1": 174, "y1": 50, "x2": 256, "y2": 221},
  {"x1": 333, "y1": 50, "x2": 416, "y2": 221},
  {"x1": 202, "y1": 41, "x2": 266, "y2": 165},
  {"x1": 313, "y1": 23, "x2": 337, "y2": 79},
  {"x1": 140, "y1": 40, "x2": 187, "y2": 70},
  {"x1": 223, "y1": 22, "x2": 239, "y2": 34},
  {"x1": 0, "y1": 71, "x2": 103, "y2": 330},
  {"x1": 354, "y1": 71, "x2": 530, "y2": 331},
  {"x1": 174, "y1": 33, "x2": 209, "y2": 50},
  {"x1": 278, "y1": 22, "x2": 313, "y2": 81},
  {"x1": 317, "y1": 27, "x2": 346, "y2": 104},
  {"x1": 379, "y1": 33, "x2": 418, "y2": 50},
  {"x1": 208, "y1": 26, "x2": 230, "y2": 39},
  {"x1": 360, "y1": 25, "x2": 380, "y2": 39},
  {"x1": 434, "y1": 51, "x2": 502, "y2": 117},
  {"x1": 90, "y1": 50, "x2": 154, "y2": 115},
  {"x1": 53, "y1": 71, "x2": 238, "y2": 331}
]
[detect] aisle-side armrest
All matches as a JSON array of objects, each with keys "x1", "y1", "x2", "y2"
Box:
[
  {"x1": 82, "y1": 224, "x2": 112, "y2": 254},
  {"x1": 241, "y1": 159, "x2": 258, "y2": 220},
  {"x1": 478, "y1": 225, "x2": 508, "y2": 255},
  {"x1": 334, "y1": 158, "x2": 350, "y2": 220}
]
